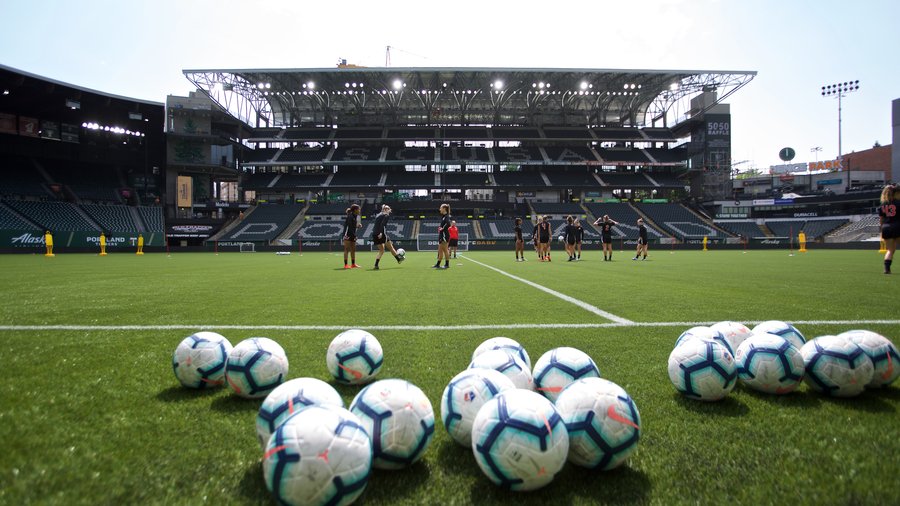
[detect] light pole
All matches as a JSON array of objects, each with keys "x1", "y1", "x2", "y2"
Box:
[
  {"x1": 810, "y1": 146, "x2": 822, "y2": 162},
  {"x1": 820, "y1": 80, "x2": 859, "y2": 163}
]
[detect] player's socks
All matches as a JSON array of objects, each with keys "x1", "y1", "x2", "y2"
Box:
[
  {"x1": 375, "y1": 258, "x2": 380, "y2": 267},
  {"x1": 886, "y1": 259, "x2": 892, "y2": 274}
]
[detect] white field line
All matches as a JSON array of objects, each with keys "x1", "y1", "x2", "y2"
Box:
[
  {"x1": 1, "y1": 320, "x2": 899, "y2": 331},
  {"x1": 459, "y1": 254, "x2": 634, "y2": 325}
]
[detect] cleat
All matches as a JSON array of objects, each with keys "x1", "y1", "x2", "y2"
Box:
[
  {"x1": 351, "y1": 264, "x2": 360, "y2": 268},
  {"x1": 373, "y1": 265, "x2": 379, "y2": 270},
  {"x1": 344, "y1": 264, "x2": 351, "y2": 269}
]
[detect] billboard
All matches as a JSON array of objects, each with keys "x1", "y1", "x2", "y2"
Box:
[
  {"x1": 40, "y1": 120, "x2": 60, "y2": 140},
  {"x1": 176, "y1": 176, "x2": 193, "y2": 208},
  {"x1": 18, "y1": 116, "x2": 39, "y2": 137}
]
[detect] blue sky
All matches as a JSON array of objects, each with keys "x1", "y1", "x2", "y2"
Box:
[{"x1": 1, "y1": 0, "x2": 896, "y2": 170}]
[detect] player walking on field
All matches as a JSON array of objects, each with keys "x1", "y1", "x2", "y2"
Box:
[
  {"x1": 537, "y1": 215, "x2": 552, "y2": 262},
  {"x1": 342, "y1": 204, "x2": 362, "y2": 269},
  {"x1": 372, "y1": 204, "x2": 404, "y2": 270},
  {"x1": 633, "y1": 218, "x2": 648, "y2": 261},
  {"x1": 514, "y1": 217, "x2": 526, "y2": 262},
  {"x1": 564, "y1": 215, "x2": 577, "y2": 261},
  {"x1": 531, "y1": 219, "x2": 541, "y2": 260},
  {"x1": 433, "y1": 203, "x2": 452, "y2": 269},
  {"x1": 594, "y1": 214, "x2": 619, "y2": 261},
  {"x1": 574, "y1": 218, "x2": 584, "y2": 261},
  {"x1": 878, "y1": 184, "x2": 899, "y2": 274}
]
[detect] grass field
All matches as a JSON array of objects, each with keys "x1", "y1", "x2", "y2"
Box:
[{"x1": 0, "y1": 249, "x2": 898, "y2": 505}]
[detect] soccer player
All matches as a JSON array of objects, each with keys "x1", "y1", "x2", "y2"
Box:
[
  {"x1": 594, "y1": 214, "x2": 619, "y2": 261},
  {"x1": 448, "y1": 220, "x2": 459, "y2": 259},
  {"x1": 564, "y1": 215, "x2": 577, "y2": 261},
  {"x1": 44, "y1": 230, "x2": 54, "y2": 257},
  {"x1": 633, "y1": 218, "x2": 648, "y2": 260},
  {"x1": 434, "y1": 203, "x2": 451, "y2": 269},
  {"x1": 537, "y1": 215, "x2": 552, "y2": 261},
  {"x1": 514, "y1": 217, "x2": 525, "y2": 261},
  {"x1": 372, "y1": 204, "x2": 404, "y2": 270},
  {"x1": 574, "y1": 218, "x2": 584, "y2": 260},
  {"x1": 342, "y1": 204, "x2": 362, "y2": 269},
  {"x1": 878, "y1": 184, "x2": 899, "y2": 274},
  {"x1": 531, "y1": 219, "x2": 541, "y2": 260}
]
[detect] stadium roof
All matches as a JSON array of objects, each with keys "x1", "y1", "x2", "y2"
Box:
[{"x1": 183, "y1": 67, "x2": 755, "y2": 130}]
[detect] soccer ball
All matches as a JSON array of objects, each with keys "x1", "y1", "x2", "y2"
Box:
[
  {"x1": 532, "y1": 347, "x2": 601, "y2": 403},
  {"x1": 350, "y1": 379, "x2": 435, "y2": 470},
  {"x1": 674, "y1": 326, "x2": 734, "y2": 356},
  {"x1": 256, "y1": 378, "x2": 345, "y2": 450},
  {"x1": 263, "y1": 405, "x2": 372, "y2": 506},
  {"x1": 469, "y1": 349, "x2": 534, "y2": 390},
  {"x1": 752, "y1": 320, "x2": 806, "y2": 350},
  {"x1": 441, "y1": 368, "x2": 516, "y2": 447},
  {"x1": 326, "y1": 329, "x2": 383, "y2": 385},
  {"x1": 555, "y1": 378, "x2": 641, "y2": 470},
  {"x1": 839, "y1": 330, "x2": 900, "y2": 387},
  {"x1": 472, "y1": 337, "x2": 532, "y2": 369},
  {"x1": 710, "y1": 321, "x2": 753, "y2": 353},
  {"x1": 558, "y1": 235, "x2": 565, "y2": 243},
  {"x1": 734, "y1": 333, "x2": 804, "y2": 394},
  {"x1": 800, "y1": 335, "x2": 874, "y2": 397},
  {"x1": 396, "y1": 248, "x2": 406, "y2": 258},
  {"x1": 172, "y1": 331, "x2": 233, "y2": 388},
  {"x1": 668, "y1": 338, "x2": 736, "y2": 401},
  {"x1": 225, "y1": 337, "x2": 289, "y2": 399},
  {"x1": 471, "y1": 389, "x2": 569, "y2": 491}
]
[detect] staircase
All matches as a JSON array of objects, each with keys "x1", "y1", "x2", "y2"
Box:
[{"x1": 276, "y1": 203, "x2": 311, "y2": 241}]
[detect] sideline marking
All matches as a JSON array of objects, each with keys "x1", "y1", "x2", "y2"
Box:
[
  {"x1": 460, "y1": 254, "x2": 634, "y2": 325},
  {"x1": 1, "y1": 320, "x2": 899, "y2": 332}
]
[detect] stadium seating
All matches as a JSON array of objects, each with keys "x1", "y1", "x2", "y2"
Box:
[
  {"x1": 644, "y1": 148, "x2": 687, "y2": 164},
  {"x1": 276, "y1": 147, "x2": 330, "y2": 163},
  {"x1": 635, "y1": 203, "x2": 724, "y2": 239},
  {"x1": 244, "y1": 148, "x2": 279, "y2": 163},
  {"x1": 441, "y1": 172, "x2": 492, "y2": 187},
  {"x1": 493, "y1": 146, "x2": 544, "y2": 164},
  {"x1": 592, "y1": 128, "x2": 643, "y2": 141},
  {"x1": 5, "y1": 200, "x2": 99, "y2": 231},
  {"x1": 544, "y1": 170, "x2": 601, "y2": 187},
  {"x1": 646, "y1": 172, "x2": 686, "y2": 187},
  {"x1": 358, "y1": 218, "x2": 415, "y2": 241},
  {"x1": 282, "y1": 128, "x2": 333, "y2": 140},
  {"x1": 801, "y1": 219, "x2": 848, "y2": 239},
  {"x1": 531, "y1": 203, "x2": 587, "y2": 218},
  {"x1": 220, "y1": 204, "x2": 303, "y2": 242},
  {"x1": 542, "y1": 127, "x2": 593, "y2": 139},
  {"x1": 584, "y1": 202, "x2": 663, "y2": 239},
  {"x1": 491, "y1": 127, "x2": 540, "y2": 139},
  {"x1": 386, "y1": 127, "x2": 435, "y2": 139},
  {"x1": 479, "y1": 219, "x2": 520, "y2": 239},
  {"x1": 640, "y1": 128, "x2": 677, "y2": 141},
  {"x1": 440, "y1": 147, "x2": 491, "y2": 163},
  {"x1": 274, "y1": 173, "x2": 330, "y2": 188},
  {"x1": 764, "y1": 220, "x2": 805, "y2": 238},
  {"x1": 333, "y1": 128, "x2": 383, "y2": 140},
  {"x1": 543, "y1": 146, "x2": 598, "y2": 163},
  {"x1": 305, "y1": 203, "x2": 353, "y2": 215},
  {"x1": 441, "y1": 126, "x2": 489, "y2": 139},
  {"x1": 596, "y1": 148, "x2": 650, "y2": 164},
  {"x1": 493, "y1": 170, "x2": 546, "y2": 187},
  {"x1": 384, "y1": 171, "x2": 436, "y2": 187},
  {"x1": 597, "y1": 172, "x2": 655, "y2": 187},
  {"x1": 420, "y1": 219, "x2": 472, "y2": 235},
  {"x1": 0, "y1": 202, "x2": 40, "y2": 230},
  {"x1": 826, "y1": 215, "x2": 880, "y2": 242},
  {"x1": 0, "y1": 157, "x2": 52, "y2": 199},
  {"x1": 242, "y1": 172, "x2": 279, "y2": 189},
  {"x1": 715, "y1": 221, "x2": 767, "y2": 239},
  {"x1": 137, "y1": 206, "x2": 164, "y2": 232},
  {"x1": 385, "y1": 146, "x2": 435, "y2": 162},
  {"x1": 330, "y1": 146, "x2": 382, "y2": 162},
  {"x1": 81, "y1": 204, "x2": 140, "y2": 232},
  {"x1": 329, "y1": 170, "x2": 382, "y2": 187}
]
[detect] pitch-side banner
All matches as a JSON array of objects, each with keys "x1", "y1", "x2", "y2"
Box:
[
  {"x1": 0, "y1": 230, "x2": 163, "y2": 249},
  {"x1": 177, "y1": 176, "x2": 193, "y2": 208}
]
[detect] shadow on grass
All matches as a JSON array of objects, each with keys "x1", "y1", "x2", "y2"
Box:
[
  {"x1": 237, "y1": 460, "x2": 268, "y2": 502},
  {"x1": 435, "y1": 439, "x2": 482, "y2": 480},
  {"x1": 818, "y1": 391, "x2": 896, "y2": 413},
  {"x1": 739, "y1": 387, "x2": 822, "y2": 408},
  {"x1": 210, "y1": 393, "x2": 263, "y2": 414},
  {"x1": 673, "y1": 393, "x2": 750, "y2": 417},
  {"x1": 360, "y1": 459, "x2": 432, "y2": 503},
  {"x1": 872, "y1": 384, "x2": 900, "y2": 400},
  {"x1": 155, "y1": 384, "x2": 222, "y2": 403},
  {"x1": 561, "y1": 464, "x2": 652, "y2": 504}
]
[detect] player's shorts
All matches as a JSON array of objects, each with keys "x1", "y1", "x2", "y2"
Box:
[
  {"x1": 449, "y1": 238, "x2": 458, "y2": 247},
  {"x1": 638, "y1": 237, "x2": 647, "y2": 245},
  {"x1": 538, "y1": 234, "x2": 550, "y2": 244},
  {"x1": 344, "y1": 234, "x2": 357, "y2": 242},
  {"x1": 883, "y1": 223, "x2": 900, "y2": 240},
  {"x1": 566, "y1": 237, "x2": 576, "y2": 245},
  {"x1": 372, "y1": 234, "x2": 387, "y2": 245},
  {"x1": 601, "y1": 234, "x2": 612, "y2": 244}
]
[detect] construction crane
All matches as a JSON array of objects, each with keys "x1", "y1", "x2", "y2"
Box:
[{"x1": 385, "y1": 45, "x2": 428, "y2": 67}]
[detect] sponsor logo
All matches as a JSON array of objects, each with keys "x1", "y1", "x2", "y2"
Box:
[
  {"x1": 10, "y1": 233, "x2": 45, "y2": 245},
  {"x1": 760, "y1": 240, "x2": 781, "y2": 245}
]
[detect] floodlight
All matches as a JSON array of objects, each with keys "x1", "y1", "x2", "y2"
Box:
[
  {"x1": 580, "y1": 82, "x2": 588, "y2": 90},
  {"x1": 494, "y1": 79, "x2": 503, "y2": 90},
  {"x1": 393, "y1": 79, "x2": 403, "y2": 90},
  {"x1": 307, "y1": 81, "x2": 315, "y2": 89}
]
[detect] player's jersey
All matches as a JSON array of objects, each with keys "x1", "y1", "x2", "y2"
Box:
[
  {"x1": 879, "y1": 199, "x2": 899, "y2": 225},
  {"x1": 575, "y1": 225, "x2": 584, "y2": 242},
  {"x1": 538, "y1": 221, "x2": 552, "y2": 240},
  {"x1": 439, "y1": 214, "x2": 451, "y2": 241},
  {"x1": 601, "y1": 222, "x2": 614, "y2": 235},
  {"x1": 531, "y1": 224, "x2": 539, "y2": 241},
  {"x1": 565, "y1": 224, "x2": 577, "y2": 242},
  {"x1": 373, "y1": 212, "x2": 389, "y2": 238},
  {"x1": 342, "y1": 213, "x2": 358, "y2": 239},
  {"x1": 638, "y1": 224, "x2": 648, "y2": 241},
  {"x1": 448, "y1": 226, "x2": 459, "y2": 240},
  {"x1": 514, "y1": 225, "x2": 523, "y2": 241}
]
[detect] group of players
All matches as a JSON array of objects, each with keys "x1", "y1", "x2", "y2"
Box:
[{"x1": 514, "y1": 214, "x2": 648, "y2": 262}]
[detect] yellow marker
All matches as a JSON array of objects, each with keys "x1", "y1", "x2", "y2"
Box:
[
  {"x1": 798, "y1": 232, "x2": 807, "y2": 253},
  {"x1": 44, "y1": 230, "x2": 54, "y2": 257},
  {"x1": 136, "y1": 234, "x2": 144, "y2": 255},
  {"x1": 880, "y1": 240, "x2": 887, "y2": 254},
  {"x1": 702, "y1": 236, "x2": 708, "y2": 251},
  {"x1": 99, "y1": 233, "x2": 108, "y2": 256}
]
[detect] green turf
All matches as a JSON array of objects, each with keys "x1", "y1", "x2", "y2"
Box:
[{"x1": 0, "y1": 250, "x2": 897, "y2": 505}]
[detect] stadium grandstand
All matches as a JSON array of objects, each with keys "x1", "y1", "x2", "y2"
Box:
[{"x1": 1, "y1": 63, "x2": 889, "y2": 252}]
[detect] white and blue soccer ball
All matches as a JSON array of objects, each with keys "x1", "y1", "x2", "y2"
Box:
[
  {"x1": 396, "y1": 248, "x2": 406, "y2": 258},
  {"x1": 225, "y1": 337, "x2": 289, "y2": 399},
  {"x1": 441, "y1": 368, "x2": 516, "y2": 447},
  {"x1": 256, "y1": 378, "x2": 345, "y2": 450},
  {"x1": 471, "y1": 389, "x2": 569, "y2": 491},
  {"x1": 472, "y1": 337, "x2": 532, "y2": 369},
  {"x1": 263, "y1": 405, "x2": 372, "y2": 506},
  {"x1": 675, "y1": 326, "x2": 734, "y2": 356},
  {"x1": 752, "y1": 320, "x2": 806, "y2": 350},
  {"x1": 710, "y1": 321, "x2": 753, "y2": 354},
  {"x1": 668, "y1": 338, "x2": 736, "y2": 401},
  {"x1": 800, "y1": 335, "x2": 874, "y2": 397},
  {"x1": 840, "y1": 330, "x2": 900, "y2": 387},
  {"x1": 326, "y1": 329, "x2": 383, "y2": 385},
  {"x1": 532, "y1": 347, "x2": 600, "y2": 403},
  {"x1": 350, "y1": 379, "x2": 435, "y2": 470},
  {"x1": 469, "y1": 349, "x2": 533, "y2": 390},
  {"x1": 172, "y1": 331, "x2": 233, "y2": 389},
  {"x1": 734, "y1": 333, "x2": 805, "y2": 394},
  {"x1": 555, "y1": 378, "x2": 640, "y2": 470}
]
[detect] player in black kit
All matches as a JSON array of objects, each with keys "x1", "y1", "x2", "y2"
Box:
[
  {"x1": 878, "y1": 184, "x2": 899, "y2": 274},
  {"x1": 433, "y1": 203, "x2": 452, "y2": 269},
  {"x1": 537, "y1": 215, "x2": 552, "y2": 262},
  {"x1": 531, "y1": 220, "x2": 541, "y2": 260},
  {"x1": 342, "y1": 204, "x2": 362, "y2": 269},
  {"x1": 593, "y1": 214, "x2": 619, "y2": 261},
  {"x1": 633, "y1": 218, "x2": 648, "y2": 261},
  {"x1": 514, "y1": 217, "x2": 526, "y2": 262},
  {"x1": 564, "y1": 215, "x2": 578, "y2": 261},
  {"x1": 372, "y1": 204, "x2": 404, "y2": 270}
]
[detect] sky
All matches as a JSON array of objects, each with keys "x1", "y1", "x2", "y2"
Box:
[{"x1": 1, "y1": 0, "x2": 897, "y2": 171}]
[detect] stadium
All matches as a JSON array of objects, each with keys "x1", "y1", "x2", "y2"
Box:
[{"x1": 1, "y1": 59, "x2": 899, "y2": 506}]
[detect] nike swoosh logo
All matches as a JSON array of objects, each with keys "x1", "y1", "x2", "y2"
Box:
[
  {"x1": 535, "y1": 386, "x2": 563, "y2": 393},
  {"x1": 264, "y1": 444, "x2": 287, "y2": 460},
  {"x1": 338, "y1": 363, "x2": 364, "y2": 380},
  {"x1": 607, "y1": 405, "x2": 640, "y2": 430},
  {"x1": 883, "y1": 352, "x2": 894, "y2": 381}
]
